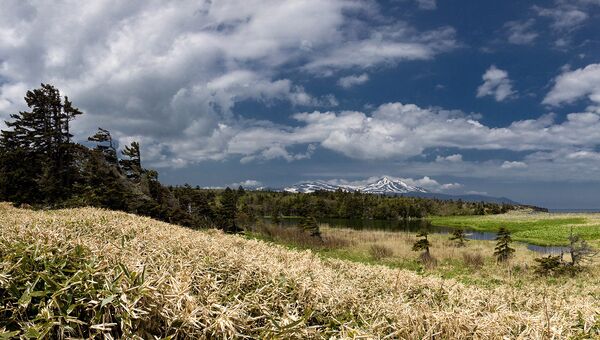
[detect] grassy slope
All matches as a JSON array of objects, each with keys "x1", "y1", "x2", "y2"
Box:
[
  {"x1": 1, "y1": 203, "x2": 599, "y2": 338},
  {"x1": 429, "y1": 212, "x2": 600, "y2": 246}
]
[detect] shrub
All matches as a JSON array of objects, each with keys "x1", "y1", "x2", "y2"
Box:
[
  {"x1": 369, "y1": 244, "x2": 394, "y2": 260},
  {"x1": 534, "y1": 255, "x2": 562, "y2": 276},
  {"x1": 462, "y1": 252, "x2": 484, "y2": 269},
  {"x1": 567, "y1": 228, "x2": 597, "y2": 267},
  {"x1": 534, "y1": 255, "x2": 582, "y2": 277}
]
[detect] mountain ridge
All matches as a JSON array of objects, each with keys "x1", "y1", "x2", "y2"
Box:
[
  {"x1": 283, "y1": 176, "x2": 520, "y2": 205},
  {"x1": 284, "y1": 176, "x2": 427, "y2": 195}
]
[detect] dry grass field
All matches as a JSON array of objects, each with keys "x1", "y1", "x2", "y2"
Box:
[{"x1": 1, "y1": 203, "x2": 600, "y2": 339}]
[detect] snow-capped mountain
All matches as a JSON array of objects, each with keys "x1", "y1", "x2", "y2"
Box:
[
  {"x1": 359, "y1": 176, "x2": 428, "y2": 194},
  {"x1": 282, "y1": 180, "x2": 345, "y2": 193},
  {"x1": 284, "y1": 176, "x2": 428, "y2": 195}
]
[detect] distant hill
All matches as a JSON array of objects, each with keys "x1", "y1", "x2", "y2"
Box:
[{"x1": 400, "y1": 192, "x2": 519, "y2": 205}]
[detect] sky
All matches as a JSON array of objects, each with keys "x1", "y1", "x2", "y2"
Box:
[{"x1": 1, "y1": 0, "x2": 600, "y2": 209}]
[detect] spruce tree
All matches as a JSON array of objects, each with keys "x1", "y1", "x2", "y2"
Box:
[
  {"x1": 120, "y1": 141, "x2": 142, "y2": 181},
  {"x1": 272, "y1": 206, "x2": 281, "y2": 225},
  {"x1": 412, "y1": 231, "x2": 431, "y2": 255},
  {"x1": 88, "y1": 127, "x2": 117, "y2": 164},
  {"x1": 494, "y1": 227, "x2": 515, "y2": 262},
  {"x1": 301, "y1": 215, "x2": 321, "y2": 238},
  {"x1": 0, "y1": 84, "x2": 82, "y2": 203},
  {"x1": 237, "y1": 185, "x2": 246, "y2": 197},
  {"x1": 218, "y1": 187, "x2": 238, "y2": 233},
  {"x1": 449, "y1": 228, "x2": 468, "y2": 247}
]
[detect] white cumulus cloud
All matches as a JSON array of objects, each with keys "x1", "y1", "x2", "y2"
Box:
[
  {"x1": 543, "y1": 63, "x2": 600, "y2": 106},
  {"x1": 476, "y1": 65, "x2": 515, "y2": 101}
]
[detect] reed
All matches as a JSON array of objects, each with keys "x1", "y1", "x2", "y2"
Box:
[{"x1": 1, "y1": 203, "x2": 599, "y2": 338}]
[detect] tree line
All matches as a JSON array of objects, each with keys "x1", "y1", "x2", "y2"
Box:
[{"x1": 234, "y1": 190, "x2": 520, "y2": 220}]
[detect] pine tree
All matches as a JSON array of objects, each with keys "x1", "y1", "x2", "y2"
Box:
[
  {"x1": 449, "y1": 228, "x2": 468, "y2": 247},
  {"x1": 0, "y1": 84, "x2": 82, "y2": 203},
  {"x1": 567, "y1": 227, "x2": 597, "y2": 266},
  {"x1": 218, "y1": 187, "x2": 238, "y2": 233},
  {"x1": 412, "y1": 231, "x2": 431, "y2": 255},
  {"x1": 301, "y1": 215, "x2": 321, "y2": 238},
  {"x1": 494, "y1": 227, "x2": 515, "y2": 262},
  {"x1": 88, "y1": 127, "x2": 117, "y2": 164},
  {"x1": 237, "y1": 185, "x2": 246, "y2": 197},
  {"x1": 120, "y1": 141, "x2": 143, "y2": 181},
  {"x1": 272, "y1": 206, "x2": 281, "y2": 225}
]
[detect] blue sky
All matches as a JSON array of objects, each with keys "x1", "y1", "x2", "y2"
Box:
[{"x1": 1, "y1": 0, "x2": 600, "y2": 208}]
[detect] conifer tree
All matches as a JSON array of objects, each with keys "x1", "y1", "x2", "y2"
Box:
[
  {"x1": 412, "y1": 231, "x2": 431, "y2": 255},
  {"x1": 449, "y1": 228, "x2": 468, "y2": 247},
  {"x1": 237, "y1": 185, "x2": 246, "y2": 197},
  {"x1": 567, "y1": 227, "x2": 597, "y2": 266},
  {"x1": 0, "y1": 84, "x2": 82, "y2": 203},
  {"x1": 218, "y1": 187, "x2": 238, "y2": 233},
  {"x1": 272, "y1": 206, "x2": 281, "y2": 225},
  {"x1": 120, "y1": 141, "x2": 142, "y2": 181},
  {"x1": 301, "y1": 215, "x2": 321, "y2": 238},
  {"x1": 494, "y1": 227, "x2": 515, "y2": 262},
  {"x1": 88, "y1": 127, "x2": 117, "y2": 164}
]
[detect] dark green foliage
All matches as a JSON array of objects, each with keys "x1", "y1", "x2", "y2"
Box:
[
  {"x1": 271, "y1": 206, "x2": 282, "y2": 225},
  {"x1": 216, "y1": 187, "x2": 239, "y2": 233},
  {"x1": 300, "y1": 215, "x2": 321, "y2": 238},
  {"x1": 237, "y1": 185, "x2": 246, "y2": 197},
  {"x1": 232, "y1": 190, "x2": 523, "y2": 221},
  {"x1": 88, "y1": 127, "x2": 117, "y2": 164},
  {"x1": 0, "y1": 84, "x2": 197, "y2": 230},
  {"x1": 534, "y1": 255, "x2": 563, "y2": 276},
  {"x1": 412, "y1": 231, "x2": 431, "y2": 254},
  {"x1": 0, "y1": 84, "x2": 81, "y2": 204},
  {"x1": 494, "y1": 227, "x2": 515, "y2": 262},
  {"x1": 120, "y1": 141, "x2": 142, "y2": 181},
  {"x1": 449, "y1": 228, "x2": 468, "y2": 247}
]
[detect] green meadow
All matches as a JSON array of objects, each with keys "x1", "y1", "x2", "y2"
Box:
[{"x1": 429, "y1": 212, "x2": 600, "y2": 246}]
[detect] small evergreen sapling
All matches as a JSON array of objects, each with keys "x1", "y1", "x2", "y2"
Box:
[
  {"x1": 449, "y1": 228, "x2": 468, "y2": 247},
  {"x1": 494, "y1": 227, "x2": 515, "y2": 262},
  {"x1": 412, "y1": 231, "x2": 431, "y2": 255},
  {"x1": 301, "y1": 216, "x2": 321, "y2": 239}
]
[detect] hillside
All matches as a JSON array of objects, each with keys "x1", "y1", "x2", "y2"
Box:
[{"x1": 1, "y1": 203, "x2": 599, "y2": 338}]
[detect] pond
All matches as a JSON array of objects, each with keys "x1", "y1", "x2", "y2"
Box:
[{"x1": 266, "y1": 217, "x2": 569, "y2": 254}]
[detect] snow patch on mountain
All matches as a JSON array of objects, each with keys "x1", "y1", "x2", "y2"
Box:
[{"x1": 284, "y1": 176, "x2": 428, "y2": 194}]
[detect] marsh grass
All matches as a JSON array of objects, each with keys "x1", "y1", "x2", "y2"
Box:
[
  {"x1": 462, "y1": 252, "x2": 485, "y2": 270},
  {"x1": 368, "y1": 244, "x2": 393, "y2": 260},
  {"x1": 429, "y1": 212, "x2": 600, "y2": 246},
  {"x1": 1, "y1": 203, "x2": 600, "y2": 338}
]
